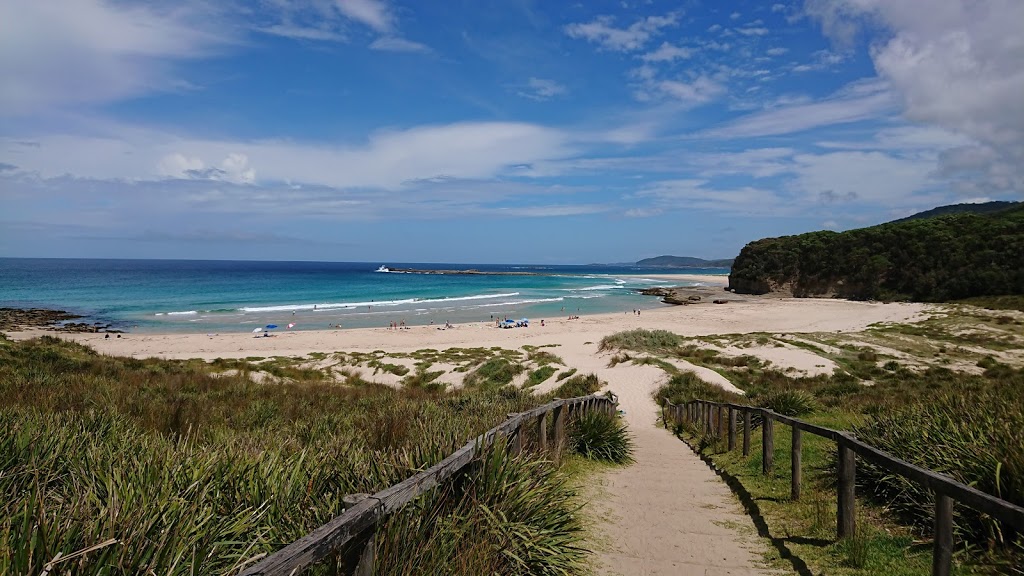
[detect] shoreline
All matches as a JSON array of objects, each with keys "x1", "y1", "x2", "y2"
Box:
[{"x1": 4, "y1": 297, "x2": 930, "y2": 361}]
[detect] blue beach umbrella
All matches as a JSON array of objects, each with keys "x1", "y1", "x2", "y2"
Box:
[{"x1": 265, "y1": 324, "x2": 278, "y2": 330}]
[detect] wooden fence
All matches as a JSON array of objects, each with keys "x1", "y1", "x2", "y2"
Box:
[
  {"x1": 240, "y1": 392, "x2": 619, "y2": 575},
  {"x1": 661, "y1": 398, "x2": 1024, "y2": 576}
]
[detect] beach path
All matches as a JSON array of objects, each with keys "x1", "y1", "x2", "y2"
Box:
[{"x1": 562, "y1": 350, "x2": 777, "y2": 576}]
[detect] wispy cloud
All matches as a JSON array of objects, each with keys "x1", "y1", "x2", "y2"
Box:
[
  {"x1": 564, "y1": 13, "x2": 678, "y2": 52},
  {"x1": 640, "y1": 42, "x2": 693, "y2": 62},
  {"x1": 369, "y1": 36, "x2": 430, "y2": 53},
  {"x1": 0, "y1": 0, "x2": 235, "y2": 114},
  {"x1": 516, "y1": 77, "x2": 568, "y2": 101},
  {"x1": 335, "y1": 0, "x2": 393, "y2": 33},
  {"x1": 702, "y1": 79, "x2": 895, "y2": 139}
]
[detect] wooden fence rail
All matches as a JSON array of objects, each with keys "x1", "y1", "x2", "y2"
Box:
[
  {"x1": 661, "y1": 398, "x2": 1024, "y2": 576},
  {"x1": 240, "y1": 392, "x2": 619, "y2": 576}
]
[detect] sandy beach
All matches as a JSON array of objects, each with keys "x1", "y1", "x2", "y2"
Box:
[{"x1": 8, "y1": 297, "x2": 927, "y2": 365}]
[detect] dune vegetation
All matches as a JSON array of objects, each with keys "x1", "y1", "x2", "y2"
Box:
[
  {"x1": 0, "y1": 334, "x2": 627, "y2": 575},
  {"x1": 599, "y1": 318, "x2": 1024, "y2": 574}
]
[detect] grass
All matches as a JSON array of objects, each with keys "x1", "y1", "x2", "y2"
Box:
[
  {"x1": 524, "y1": 365, "x2": 558, "y2": 389},
  {"x1": 0, "y1": 335, "x2": 623, "y2": 575},
  {"x1": 600, "y1": 324, "x2": 1023, "y2": 574}
]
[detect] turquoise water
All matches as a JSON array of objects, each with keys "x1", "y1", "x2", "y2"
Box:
[{"x1": 0, "y1": 258, "x2": 729, "y2": 333}]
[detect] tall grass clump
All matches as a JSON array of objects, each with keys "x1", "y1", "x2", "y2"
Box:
[
  {"x1": 852, "y1": 369, "x2": 1024, "y2": 550},
  {"x1": 598, "y1": 329, "x2": 683, "y2": 354},
  {"x1": 654, "y1": 371, "x2": 742, "y2": 406},
  {"x1": 376, "y1": 442, "x2": 587, "y2": 575},
  {"x1": 550, "y1": 373, "x2": 602, "y2": 398},
  {"x1": 462, "y1": 357, "x2": 525, "y2": 390},
  {"x1": 0, "y1": 336, "x2": 603, "y2": 575},
  {"x1": 751, "y1": 389, "x2": 818, "y2": 417},
  {"x1": 569, "y1": 411, "x2": 634, "y2": 464}
]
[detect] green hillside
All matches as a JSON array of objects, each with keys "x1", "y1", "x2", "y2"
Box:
[
  {"x1": 890, "y1": 201, "x2": 1020, "y2": 224},
  {"x1": 636, "y1": 255, "x2": 734, "y2": 268},
  {"x1": 728, "y1": 205, "x2": 1024, "y2": 301}
]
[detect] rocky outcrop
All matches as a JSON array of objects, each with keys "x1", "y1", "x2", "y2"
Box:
[{"x1": 0, "y1": 308, "x2": 118, "y2": 333}]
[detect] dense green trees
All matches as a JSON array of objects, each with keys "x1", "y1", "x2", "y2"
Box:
[{"x1": 729, "y1": 205, "x2": 1024, "y2": 301}]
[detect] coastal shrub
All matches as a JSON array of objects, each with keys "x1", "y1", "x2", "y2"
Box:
[
  {"x1": 462, "y1": 357, "x2": 524, "y2": 390},
  {"x1": 555, "y1": 368, "x2": 577, "y2": 382},
  {"x1": 852, "y1": 370, "x2": 1024, "y2": 549},
  {"x1": 753, "y1": 389, "x2": 818, "y2": 417},
  {"x1": 569, "y1": 411, "x2": 634, "y2": 465},
  {"x1": 551, "y1": 373, "x2": 602, "y2": 398},
  {"x1": 0, "y1": 336, "x2": 608, "y2": 575},
  {"x1": 376, "y1": 442, "x2": 587, "y2": 575},
  {"x1": 654, "y1": 371, "x2": 741, "y2": 407},
  {"x1": 524, "y1": 366, "x2": 557, "y2": 388},
  {"x1": 598, "y1": 329, "x2": 683, "y2": 354}
]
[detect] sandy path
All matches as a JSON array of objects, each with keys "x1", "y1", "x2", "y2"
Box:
[{"x1": 551, "y1": 345, "x2": 773, "y2": 576}]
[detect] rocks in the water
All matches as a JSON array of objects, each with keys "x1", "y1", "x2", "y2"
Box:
[
  {"x1": 687, "y1": 295, "x2": 701, "y2": 301},
  {"x1": 0, "y1": 307, "x2": 118, "y2": 333}
]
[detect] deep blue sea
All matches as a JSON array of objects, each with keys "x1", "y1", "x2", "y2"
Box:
[{"x1": 0, "y1": 258, "x2": 729, "y2": 333}]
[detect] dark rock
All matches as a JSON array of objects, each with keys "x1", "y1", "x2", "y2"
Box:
[{"x1": 713, "y1": 299, "x2": 729, "y2": 304}]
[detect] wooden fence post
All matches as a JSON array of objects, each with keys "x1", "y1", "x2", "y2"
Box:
[
  {"x1": 552, "y1": 402, "x2": 566, "y2": 463},
  {"x1": 728, "y1": 407, "x2": 737, "y2": 451},
  {"x1": 717, "y1": 405, "x2": 726, "y2": 439},
  {"x1": 742, "y1": 409, "x2": 751, "y2": 456},
  {"x1": 536, "y1": 412, "x2": 547, "y2": 453},
  {"x1": 706, "y1": 402, "x2": 713, "y2": 434},
  {"x1": 508, "y1": 414, "x2": 524, "y2": 456},
  {"x1": 933, "y1": 493, "x2": 953, "y2": 576},
  {"x1": 762, "y1": 411, "x2": 774, "y2": 474},
  {"x1": 837, "y1": 440, "x2": 856, "y2": 539},
  {"x1": 661, "y1": 401, "x2": 668, "y2": 429},
  {"x1": 341, "y1": 494, "x2": 375, "y2": 576},
  {"x1": 791, "y1": 427, "x2": 802, "y2": 501}
]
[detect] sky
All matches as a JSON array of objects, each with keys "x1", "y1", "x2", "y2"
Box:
[{"x1": 1, "y1": 0, "x2": 1022, "y2": 264}]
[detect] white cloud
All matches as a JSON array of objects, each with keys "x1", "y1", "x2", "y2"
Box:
[
  {"x1": 0, "y1": 0, "x2": 233, "y2": 114},
  {"x1": 3, "y1": 121, "x2": 572, "y2": 190},
  {"x1": 736, "y1": 27, "x2": 769, "y2": 36},
  {"x1": 335, "y1": 0, "x2": 393, "y2": 33},
  {"x1": 640, "y1": 42, "x2": 693, "y2": 62},
  {"x1": 703, "y1": 79, "x2": 895, "y2": 138},
  {"x1": 657, "y1": 77, "x2": 724, "y2": 107},
  {"x1": 730, "y1": 12, "x2": 742, "y2": 20},
  {"x1": 517, "y1": 78, "x2": 568, "y2": 101},
  {"x1": 370, "y1": 36, "x2": 430, "y2": 53},
  {"x1": 564, "y1": 13, "x2": 678, "y2": 52},
  {"x1": 772, "y1": 4, "x2": 787, "y2": 13},
  {"x1": 634, "y1": 179, "x2": 784, "y2": 215},
  {"x1": 766, "y1": 47, "x2": 788, "y2": 56},
  {"x1": 258, "y1": 24, "x2": 346, "y2": 42},
  {"x1": 790, "y1": 150, "x2": 936, "y2": 204},
  {"x1": 805, "y1": 0, "x2": 1024, "y2": 194}
]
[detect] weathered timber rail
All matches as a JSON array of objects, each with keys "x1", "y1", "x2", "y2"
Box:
[
  {"x1": 240, "y1": 392, "x2": 619, "y2": 575},
  {"x1": 661, "y1": 398, "x2": 1024, "y2": 576}
]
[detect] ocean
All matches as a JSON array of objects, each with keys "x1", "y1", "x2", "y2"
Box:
[{"x1": 0, "y1": 258, "x2": 729, "y2": 333}]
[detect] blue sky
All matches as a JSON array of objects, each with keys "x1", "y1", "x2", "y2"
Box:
[{"x1": 1, "y1": 0, "x2": 1022, "y2": 264}]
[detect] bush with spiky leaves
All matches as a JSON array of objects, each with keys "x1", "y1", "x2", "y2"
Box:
[{"x1": 569, "y1": 411, "x2": 634, "y2": 465}]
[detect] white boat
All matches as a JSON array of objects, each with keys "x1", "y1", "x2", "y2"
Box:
[{"x1": 375, "y1": 265, "x2": 390, "y2": 273}]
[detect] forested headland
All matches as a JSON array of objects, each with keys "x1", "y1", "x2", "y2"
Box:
[{"x1": 729, "y1": 203, "x2": 1024, "y2": 301}]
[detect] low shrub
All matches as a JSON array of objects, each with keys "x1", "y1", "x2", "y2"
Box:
[
  {"x1": 753, "y1": 389, "x2": 818, "y2": 417},
  {"x1": 551, "y1": 373, "x2": 602, "y2": 398},
  {"x1": 569, "y1": 411, "x2": 634, "y2": 464}
]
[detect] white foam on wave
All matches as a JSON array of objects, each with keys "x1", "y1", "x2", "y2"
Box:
[
  {"x1": 163, "y1": 310, "x2": 198, "y2": 316},
  {"x1": 562, "y1": 284, "x2": 625, "y2": 292},
  {"x1": 239, "y1": 292, "x2": 521, "y2": 313}
]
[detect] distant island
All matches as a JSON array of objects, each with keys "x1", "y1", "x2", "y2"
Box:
[
  {"x1": 634, "y1": 255, "x2": 734, "y2": 268},
  {"x1": 729, "y1": 201, "x2": 1024, "y2": 301}
]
